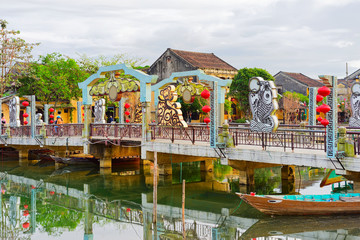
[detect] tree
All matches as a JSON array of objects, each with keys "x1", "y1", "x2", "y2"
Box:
[
  {"x1": 229, "y1": 67, "x2": 275, "y2": 117},
  {"x1": 76, "y1": 53, "x2": 147, "y2": 74},
  {"x1": 0, "y1": 19, "x2": 39, "y2": 96},
  {"x1": 17, "y1": 53, "x2": 90, "y2": 104}
]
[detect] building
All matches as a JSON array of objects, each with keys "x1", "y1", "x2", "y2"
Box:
[
  {"x1": 148, "y1": 48, "x2": 238, "y2": 82},
  {"x1": 274, "y1": 71, "x2": 324, "y2": 96}
]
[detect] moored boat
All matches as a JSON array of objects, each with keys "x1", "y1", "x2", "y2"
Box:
[
  {"x1": 49, "y1": 154, "x2": 99, "y2": 166},
  {"x1": 237, "y1": 193, "x2": 360, "y2": 215}
]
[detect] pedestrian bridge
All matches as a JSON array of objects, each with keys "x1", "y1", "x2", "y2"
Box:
[{"x1": 1, "y1": 123, "x2": 360, "y2": 174}]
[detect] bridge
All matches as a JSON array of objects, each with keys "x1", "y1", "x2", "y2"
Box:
[{"x1": 2, "y1": 122, "x2": 360, "y2": 176}]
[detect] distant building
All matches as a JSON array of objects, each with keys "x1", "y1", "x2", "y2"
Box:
[
  {"x1": 274, "y1": 71, "x2": 324, "y2": 96},
  {"x1": 148, "y1": 48, "x2": 238, "y2": 82}
]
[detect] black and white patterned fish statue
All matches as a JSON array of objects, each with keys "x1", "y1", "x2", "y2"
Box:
[{"x1": 249, "y1": 77, "x2": 279, "y2": 132}]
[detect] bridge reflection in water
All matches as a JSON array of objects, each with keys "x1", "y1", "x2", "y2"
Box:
[{"x1": 0, "y1": 161, "x2": 359, "y2": 240}]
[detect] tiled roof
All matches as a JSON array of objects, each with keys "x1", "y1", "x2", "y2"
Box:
[
  {"x1": 282, "y1": 72, "x2": 324, "y2": 87},
  {"x1": 170, "y1": 49, "x2": 237, "y2": 71}
]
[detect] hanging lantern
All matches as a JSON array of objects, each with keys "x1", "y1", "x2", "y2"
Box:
[
  {"x1": 317, "y1": 117, "x2": 323, "y2": 122},
  {"x1": 125, "y1": 111, "x2": 130, "y2": 116},
  {"x1": 319, "y1": 104, "x2": 331, "y2": 113},
  {"x1": 202, "y1": 105, "x2": 211, "y2": 113},
  {"x1": 125, "y1": 119, "x2": 130, "y2": 123},
  {"x1": 82, "y1": 113, "x2": 84, "y2": 117},
  {"x1": 126, "y1": 208, "x2": 131, "y2": 212},
  {"x1": 49, "y1": 108, "x2": 55, "y2": 113},
  {"x1": 22, "y1": 222, "x2": 30, "y2": 228},
  {"x1": 124, "y1": 103, "x2": 130, "y2": 109},
  {"x1": 204, "y1": 117, "x2": 210, "y2": 124},
  {"x1": 23, "y1": 210, "x2": 29, "y2": 216},
  {"x1": 317, "y1": 86, "x2": 331, "y2": 97},
  {"x1": 49, "y1": 191, "x2": 55, "y2": 196},
  {"x1": 49, "y1": 114, "x2": 54, "y2": 119},
  {"x1": 316, "y1": 105, "x2": 322, "y2": 113},
  {"x1": 201, "y1": 89, "x2": 210, "y2": 99},
  {"x1": 250, "y1": 192, "x2": 256, "y2": 196},
  {"x1": 24, "y1": 204, "x2": 28, "y2": 209},
  {"x1": 22, "y1": 101, "x2": 29, "y2": 107},
  {"x1": 50, "y1": 120, "x2": 54, "y2": 124},
  {"x1": 24, "y1": 120, "x2": 28, "y2": 125},
  {"x1": 316, "y1": 95, "x2": 324, "y2": 102},
  {"x1": 321, "y1": 118, "x2": 329, "y2": 127},
  {"x1": 23, "y1": 113, "x2": 29, "y2": 118}
]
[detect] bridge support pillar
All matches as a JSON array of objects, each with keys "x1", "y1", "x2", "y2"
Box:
[
  {"x1": 200, "y1": 159, "x2": 213, "y2": 172},
  {"x1": 281, "y1": 165, "x2": 295, "y2": 194},
  {"x1": 238, "y1": 168, "x2": 255, "y2": 186},
  {"x1": 100, "y1": 146, "x2": 112, "y2": 169},
  {"x1": 352, "y1": 181, "x2": 360, "y2": 193},
  {"x1": 158, "y1": 164, "x2": 172, "y2": 175}
]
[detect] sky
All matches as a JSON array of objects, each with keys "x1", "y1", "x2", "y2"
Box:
[{"x1": 2, "y1": 0, "x2": 360, "y2": 79}]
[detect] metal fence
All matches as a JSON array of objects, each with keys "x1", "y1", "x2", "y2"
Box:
[{"x1": 90, "y1": 123, "x2": 142, "y2": 140}]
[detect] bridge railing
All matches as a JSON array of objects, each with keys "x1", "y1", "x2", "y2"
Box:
[
  {"x1": 90, "y1": 123, "x2": 142, "y2": 139},
  {"x1": 45, "y1": 124, "x2": 83, "y2": 137}
]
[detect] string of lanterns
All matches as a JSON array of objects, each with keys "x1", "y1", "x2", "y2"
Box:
[
  {"x1": 201, "y1": 89, "x2": 211, "y2": 124},
  {"x1": 22, "y1": 101, "x2": 29, "y2": 125},
  {"x1": 124, "y1": 103, "x2": 130, "y2": 123},
  {"x1": 316, "y1": 86, "x2": 331, "y2": 127}
]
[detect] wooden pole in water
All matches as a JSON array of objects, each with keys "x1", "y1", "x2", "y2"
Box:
[
  {"x1": 182, "y1": 179, "x2": 186, "y2": 240},
  {"x1": 153, "y1": 151, "x2": 158, "y2": 225}
]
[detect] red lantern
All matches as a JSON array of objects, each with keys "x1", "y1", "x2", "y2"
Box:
[
  {"x1": 125, "y1": 119, "x2": 130, "y2": 123},
  {"x1": 24, "y1": 205, "x2": 28, "y2": 209},
  {"x1": 50, "y1": 120, "x2": 54, "y2": 124},
  {"x1": 204, "y1": 117, "x2": 210, "y2": 124},
  {"x1": 49, "y1": 191, "x2": 55, "y2": 196},
  {"x1": 317, "y1": 86, "x2": 331, "y2": 97},
  {"x1": 321, "y1": 118, "x2": 329, "y2": 127},
  {"x1": 22, "y1": 101, "x2": 29, "y2": 107},
  {"x1": 250, "y1": 192, "x2": 256, "y2": 196},
  {"x1": 49, "y1": 114, "x2": 54, "y2": 119},
  {"x1": 125, "y1": 111, "x2": 130, "y2": 116},
  {"x1": 23, "y1": 113, "x2": 29, "y2": 118},
  {"x1": 316, "y1": 95, "x2": 323, "y2": 102},
  {"x1": 126, "y1": 208, "x2": 131, "y2": 212},
  {"x1": 201, "y1": 89, "x2": 210, "y2": 99},
  {"x1": 202, "y1": 105, "x2": 211, "y2": 113},
  {"x1": 49, "y1": 108, "x2": 55, "y2": 113},
  {"x1": 319, "y1": 104, "x2": 330, "y2": 113},
  {"x1": 23, "y1": 210, "x2": 29, "y2": 216},
  {"x1": 31, "y1": 185, "x2": 36, "y2": 189},
  {"x1": 317, "y1": 117, "x2": 323, "y2": 122},
  {"x1": 24, "y1": 120, "x2": 28, "y2": 125},
  {"x1": 124, "y1": 103, "x2": 130, "y2": 109},
  {"x1": 22, "y1": 222, "x2": 30, "y2": 228},
  {"x1": 82, "y1": 113, "x2": 84, "y2": 116}
]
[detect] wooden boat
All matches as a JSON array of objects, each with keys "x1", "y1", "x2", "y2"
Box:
[
  {"x1": 241, "y1": 214, "x2": 360, "y2": 238},
  {"x1": 320, "y1": 169, "x2": 346, "y2": 187},
  {"x1": 50, "y1": 154, "x2": 99, "y2": 166},
  {"x1": 237, "y1": 193, "x2": 360, "y2": 215}
]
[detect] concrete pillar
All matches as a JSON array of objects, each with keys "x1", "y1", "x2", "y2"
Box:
[
  {"x1": 200, "y1": 159, "x2": 213, "y2": 172},
  {"x1": 158, "y1": 164, "x2": 172, "y2": 176},
  {"x1": 18, "y1": 150, "x2": 29, "y2": 166},
  {"x1": 100, "y1": 147, "x2": 112, "y2": 168},
  {"x1": 238, "y1": 168, "x2": 255, "y2": 186},
  {"x1": 281, "y1": 165, "x2": 295, "y2": 180},
  {"x1": 83, "y1": 104, "x2": 92, "y2": 154},
  {"x1": 338, "y1": 127, "x2": 355, "y2": 157}
]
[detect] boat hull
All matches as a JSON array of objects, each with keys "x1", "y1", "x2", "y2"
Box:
[{"x1": 237, "y1": 193, "x2": 360, "y2": 216}]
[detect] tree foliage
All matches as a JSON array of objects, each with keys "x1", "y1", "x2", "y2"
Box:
[
  {"x1": 229, "y1": 67, "x2": 274, "y2": 116},
  {"x1": 0, "y1": 19, "x2": 39, "y2": 96},
  {"x1": 76, "y1": 53, "x2": 148, "y2": 74},
  {"x1": 17, "y1": 53, "x2": 90, "y2": 104}
]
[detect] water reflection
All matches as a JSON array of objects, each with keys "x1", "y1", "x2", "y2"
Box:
[{"x1": 0, "y1": 160, "x2": 358, "y2": 239}]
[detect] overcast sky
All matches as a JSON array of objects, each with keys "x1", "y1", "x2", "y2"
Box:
[{"x1": 2, "y1": 0, "x2": 360, "y2": 79}]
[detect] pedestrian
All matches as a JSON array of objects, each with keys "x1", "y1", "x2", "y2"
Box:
[{"x1": 54, "y1": 115, "x2": 63, "y2": 135}]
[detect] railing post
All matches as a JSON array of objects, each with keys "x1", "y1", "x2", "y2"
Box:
[
  {"x1": 284, "y1": 132, "x2": 286, "y2": 152},
  {"x1": 358, "y1": 136, "x2": 360, "y2": 155},
  {"x1": 291, "y1": 133, "x2": 294, "y2": 152},
  {"x1": 324, "y1": 133, "x2": 327, "y2": 153},
  {"x1": 129, "y1": 124, "x2": 132, "y2": 138},
  {"x1": 235, "y1": 131, "x2": 238, "y2": 146},
  {"x1": 261, "y1": 132, "x2": 264, "y2": 150},
  {"x1": 192, "y1": 127, "x2": 195, "y2": 144}
]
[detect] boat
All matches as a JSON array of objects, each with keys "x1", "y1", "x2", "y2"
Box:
[
  {"x1": 236, "y1": 192, "x2": 360, "y2": 216},
  {"x1": 241, "y1": 214, "x2": 360, "y2": 239},
  {"x1": 320, "y1": 169, "x2": 347, "y2": 187},
  {"x1": 49, "y1": 154, "x2": 99, "y2": 166}
]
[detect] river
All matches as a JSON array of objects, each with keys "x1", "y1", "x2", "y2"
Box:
[{"x1": 0, "y1": 157, "x2": 358, "y2": 240}]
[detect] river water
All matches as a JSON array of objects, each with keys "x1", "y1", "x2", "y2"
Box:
[{"x1": 0, "y1": 158, "x2": 358, "y2": 240}]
